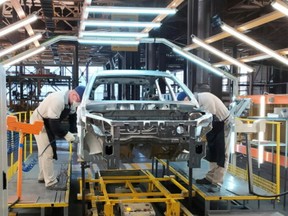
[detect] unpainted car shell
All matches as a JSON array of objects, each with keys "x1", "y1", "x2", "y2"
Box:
[{"x1": 77, "y1": 70, "x2": 212, "y2": 169}]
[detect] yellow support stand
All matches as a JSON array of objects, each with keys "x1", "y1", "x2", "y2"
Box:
[
  {"x1": 77, "y1": 169, "x2": 188, "y2": 215},
  {"x1": 104, "y1": 203, "x2": 114, "y2": 216},
  {"x1": 7, "y1": 115, "x2": 43, "y2": 201},
  {"x1": 166, "y1": 201, "x2": 180, "y2": 216}
]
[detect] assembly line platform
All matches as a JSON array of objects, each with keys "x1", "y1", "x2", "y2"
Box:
[
  {"x1": 8, "y1": 152, "x2": 71, "y2": 216},
  {"x1": 123, "y1": 160, "x2": 275, "y2": 199},
  {"x1": 122, "y1": 159, "x2": 286, "y2": 216},
  {"x1": 7, "y1": 149, "x2": 286, "y2": 216}
]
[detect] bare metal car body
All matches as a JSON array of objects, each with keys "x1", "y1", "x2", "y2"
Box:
[{"x1": 77, "y1": 70, "x2": 212, "y2": 169}]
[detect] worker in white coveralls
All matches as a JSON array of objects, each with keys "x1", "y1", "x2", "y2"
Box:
[
  {"x1": 177, "y1": 91, "x2": 233, "y2": 193},
  {"x1": 30, "y1": 86, "x2": 85, "y2": 190}
]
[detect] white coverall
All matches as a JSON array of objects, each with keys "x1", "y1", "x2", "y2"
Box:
[
  {"x1": 30, "y1": 91, "x2": 75, "y2": 187},
  {"x1": 197, "y1": 92, "x2": 233, "y2": 185}
]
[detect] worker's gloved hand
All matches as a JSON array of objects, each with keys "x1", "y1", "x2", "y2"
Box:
[
  {"x1": 73, "y1": 135, "x2": 80, "y2": 144},
  {"x1": 64, "y1": 131, "x2": 76, "y2": 142}
]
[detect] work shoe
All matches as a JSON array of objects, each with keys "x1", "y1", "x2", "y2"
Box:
[
  {"x1": 207, "y1": 184, "x2": 221, "y2": 193},
  {"x1": 38, "y1": 179, "x2": 45, "y2": 183},
  {"x1": 195, "y1": 178, "x2": 212, "y2": 185},
  {"x1": 39, "y1": 177, "x2": 59, "y2": 184},
  {"x1": 46, "y1": 182, "x2": 67, "y2": 191}
]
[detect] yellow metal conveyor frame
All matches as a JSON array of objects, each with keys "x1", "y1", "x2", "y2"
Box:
[{"x1": 78, "y1": 169, "x2": 189, "y2": 216}]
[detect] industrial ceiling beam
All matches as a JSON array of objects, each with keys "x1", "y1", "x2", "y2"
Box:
[
  {"x1": 213, "y1": 47, "x2": 288, "y2": 67},
  {"x1": 184, "y1": 11, "x2": 286, "y2": 51},
  {"x1": 141, "y1": 0, "x2": 185, "y2": 34},
  {"x1": 10, "y1": 0, "x2": 40, "y2": 47}
]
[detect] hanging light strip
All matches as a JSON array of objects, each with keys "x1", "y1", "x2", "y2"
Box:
[
  {"x1": 0, "y1": 14, "x2": 38, "y2": 37},
  {"x1": 172, "y1": 48, "x2": 224, "y2": 77},
  {"x1": 79, "y1": 0, "x2": 92, "y2": 32},
  {"x1": 221, "y1": 23, "x2": 288, "y2": 66},
  {"x1": 272, "y1": 0, "x2": 288, "y2": 16},
  {"x1": 0, "y1": 0, "x2": 6, "y2": 5},
  {"x1": 3, "y1": 46, "x2": 45, "y2": 67},
  {"x1": 192, "y1": 35, "x2": 254, "y2": 72},
  {"x1": 86, "y1": 6, "x2": 177, "y2": 15},
  {"x1": 78, "y1": 38, "x2": 140, "y2": 45},
  {"x1": 0, "y1": 34, "x2": 42, "y2": 58},
  {"x1": 79, "y1": 31, "x2": 149, "y2": 38},
  {"x1": 83, "y1": 20, "x2": 161, "y2": 28},
  {"x1": 213, "y1": 48, "x2": 288, "y2": 67}
]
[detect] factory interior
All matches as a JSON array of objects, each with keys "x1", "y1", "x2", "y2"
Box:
[{"x1": 1, "y1": 0, "x2": 288, "y2": 215}]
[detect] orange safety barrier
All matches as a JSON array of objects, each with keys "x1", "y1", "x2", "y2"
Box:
[
  {"x1": 239, "y1": 94, "x2": 288, "y2": 105},
  {"x1": 6, "y1": 116, "x2": 43, "y2": 200},
  {"x1": 236, "y1": 144, "x2": 288, "y2": 167}
]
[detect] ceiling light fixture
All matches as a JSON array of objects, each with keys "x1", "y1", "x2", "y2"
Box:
[
  {"x1": 172, "y1": 48, "x2": 224, "y2": 77},
  {"x1": 0, "y1": 14, "x2": 38, "y2": 37},
  {"x1": 86, "y1": 6, "x2": 177, "y2": 15},
  {"x1": 221, "y1": 23, "x2": 288, "y2": 66},
  {"x1": 0, "y1": 34, "x2": 42, "y2": 58},
  {"x1": 83, "y1": 20, "x2": 161, "y2": 28},
  {"x1": 78, "y1": 38, "x2": 140, "y2": 45},
  {"x1": 192, "y1": 35, "x2": 254, "y2": 72},
  {"x1": 272, "y1": 0, "x2": 288, "y2": 16},
  {"x1": 79, "y1": 0, "x2": 92, "y2": 31},
  {"x1": 3, "y1": 46, "x2": 45, "y2": 67},
  {"x1": 79, "y1": 31, "x2": 149, "y2": 38},
  {"x1": 0, "y1": 0, "x2": 6, "y2": 5}
]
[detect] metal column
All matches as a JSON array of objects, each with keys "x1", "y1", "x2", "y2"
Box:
[
  {"x1": 72, "y1": 42, "x2": 79, "y2": 88},
  {"x1": 185, "y1": 0, "x2": 198, "y2": 90},
  {"x1": 195, "y1": 0, "x2": 210, "y2": 85},
  {"x1": 209, "y1": 0, "x2": 227, "y2": 97},
  {"x1": 0, "y1": 65, "x2": 8, "y2": 216},
  {"x1": 158, "y1": 44, "x2": 167, "y2": 71},
  {"x1": 146, "y1": 43, "x2": 157, "y2": 70}
]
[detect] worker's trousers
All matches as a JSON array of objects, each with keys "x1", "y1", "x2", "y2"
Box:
[
  {"x1": 206, "y1": 119, "x2": 232, "y2": 185},
  {"x1": 30, "y1": 113, "x2": 58, "y2": 187}
]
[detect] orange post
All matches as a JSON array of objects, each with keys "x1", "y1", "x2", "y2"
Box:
[{"x1": 6, "y1": 115, "x2": 43, "y2": 200}]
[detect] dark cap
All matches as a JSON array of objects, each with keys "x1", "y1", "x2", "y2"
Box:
[
  {"x1": 74, "y1": 86, "x2": 85, "y2": 101},
  {"x1": 177, "y1": 92, "x2": 187, "y2": 101}
]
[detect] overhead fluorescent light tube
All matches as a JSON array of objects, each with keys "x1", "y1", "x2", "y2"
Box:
[
  {"x1": 173, "y1": 47, "x2": 224, "y2": 77},
  {"x1": 79, "y1": 31, "x2": 149, "y2": 38},
  {"x1": 221, "y1": 23, "x2": 288, "y2": 66},
  {"x1": 272, "y1": 0, "x2": 288, "y2": 16},
  {"x1": 192, "y1": 35, "x2": 254, "y2": 72},
  {"x1": 0, "y1": 0, "x2": 7, "y2": 5},
  {"x1": 86, "y1": 6, "x2": 177, "y2": 15},
  {"x1": 83, "y1": 20, "x2": 161, "y2": 28},
  {"x1": 4, "y1": 46, "x2": 45, "y2": 67},
  {"x1": 78, "y1": 38, "x2": 140, "y2": 45},
  {"x1": 0, "y1": 34, "x2": 42, "y2": 58},
  {"x1": 0, "y1": 14, "x2": 38, "y2": 37}
]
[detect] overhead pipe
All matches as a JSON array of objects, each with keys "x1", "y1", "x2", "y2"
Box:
[{"x1": 1, "y1": 36, "x2": 238, "y2": 96}]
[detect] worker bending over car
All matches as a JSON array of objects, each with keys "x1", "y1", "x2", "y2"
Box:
[
  {"x1": 30, "y1": 86, "x2": 85, "y2": 190},
  {"x1": 177, "y1": 91, "x2": 233, "y2": 192}
]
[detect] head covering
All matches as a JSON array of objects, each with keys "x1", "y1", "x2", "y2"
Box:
[
  {"x1": 177, "y1": 91, "x2": 187, "y2": 101},
  {"x1": 74, "y1": 86, "x2": 85, "y2": 101},
  {"x1": 194, "y1": 83, "x2": 211, "y2": 93}
]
